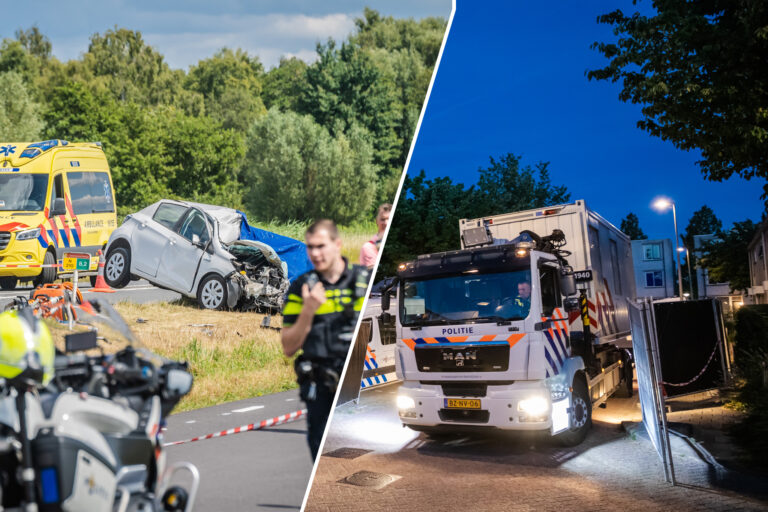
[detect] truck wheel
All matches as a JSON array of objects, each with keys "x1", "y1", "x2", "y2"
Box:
[
  {"x1": 197, "y1": 274, "x2": 227, "y2": 310},
  {"x1": 104, "y1": 247, "x2": 131, "y2": 289},
  {"x1": 0, "y1": 277, "x2": 17, "y2": 290},
  {"x1": 556, "y1": 379, "x2": 591, "y2": 446}
]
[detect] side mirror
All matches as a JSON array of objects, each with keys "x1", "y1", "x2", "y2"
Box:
[
  {"x1": 166, "y1": 369, "x2": 193, "y2": 396},
  {"x1": 51, "y1": 197, "x2": 66, "y2": 217},
  {"x1": 560, "y1": 272, "x2": 577, "y2": 297},
  {"x1": 564, "y1": 296, "x2": 580, "y2": 313}
]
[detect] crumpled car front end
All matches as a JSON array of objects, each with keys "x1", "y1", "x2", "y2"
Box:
[{"x1": 225, "y1": 240, "x2": 289, "y2": 312}]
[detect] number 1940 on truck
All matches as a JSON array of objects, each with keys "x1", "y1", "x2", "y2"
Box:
[{"x1": 380, "y1": 200, "x2": 635, "y2": 445}]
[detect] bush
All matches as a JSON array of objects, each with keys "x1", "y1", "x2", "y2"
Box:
[{"x1": 733, "y1": 305, "x2": 768, "y2": 384}]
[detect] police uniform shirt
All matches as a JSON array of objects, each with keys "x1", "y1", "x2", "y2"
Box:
[{"x1": 282, "y1": 259, "x2": 369, "y2": 363}]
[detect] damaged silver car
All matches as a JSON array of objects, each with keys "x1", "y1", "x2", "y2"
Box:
[{"x1": 103, "y1": 200, "x2": 291, "y2": 311}]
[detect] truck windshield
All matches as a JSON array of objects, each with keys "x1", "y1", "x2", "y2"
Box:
[
  {"x1": 0, "y1": 174, "x2": 49, "y2": 211},
  {"x1": 400, "y1": 269, "x2": 533, "y2": 326}
]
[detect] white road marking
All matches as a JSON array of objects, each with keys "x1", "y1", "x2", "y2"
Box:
[
  {"x1": 286, "y1": 398, "x2": 296, "y2": 402},
  {"x1": 185, "y1": 420, "x2": 196, "y2": 424},
  {"x1": 232, "y1": 405, "x2": 264, "y2": 413},
  {"x1": 221, "y1": 412, "x2": 232, "y2": 416}
]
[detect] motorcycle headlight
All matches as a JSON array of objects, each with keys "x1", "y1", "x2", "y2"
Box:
[{"x1": 15, "y1": 228, "x2": 40, "y2": 241}]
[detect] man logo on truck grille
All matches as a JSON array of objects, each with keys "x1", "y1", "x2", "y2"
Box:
[{"x1": 443, "y1": 350, "x2": 477, "y2": 367}]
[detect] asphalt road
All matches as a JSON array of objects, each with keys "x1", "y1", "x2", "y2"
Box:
[
  {"x1": 306, "y1": 382, "x2": 768, "y2": 511},
  {"x1": 164, "y1": 389, "x2": 313, "y2": 511},
  {"x1": 0, "y1": 279, "x2": 181, "y2": 309}
]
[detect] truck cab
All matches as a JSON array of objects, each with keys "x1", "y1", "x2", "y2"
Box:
[{"x1": 0, "y1": 140, "x2": 117, "y2": 289}]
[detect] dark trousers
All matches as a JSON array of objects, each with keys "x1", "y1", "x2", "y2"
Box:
[{"x1": 303, "y1": 382, "x2": 335, "y2": 460}]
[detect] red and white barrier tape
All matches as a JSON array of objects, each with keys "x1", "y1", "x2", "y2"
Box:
[
  {"x1": 662, "y1": 340, "x2": 720, "y2": 387},
  {"x1": 0, "y1": 263, "x2": 62, "y2": 268},
  {"x1": 163, "y1": 408, "x2": 307, "y2": 447}
]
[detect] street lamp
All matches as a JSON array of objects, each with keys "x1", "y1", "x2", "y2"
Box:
[
  {"x1": 652, "y1": 197, "x2": 684, "y2": 299},
  {"x1": 678, "y1": 246, "x2": 694, "y2": 299}
]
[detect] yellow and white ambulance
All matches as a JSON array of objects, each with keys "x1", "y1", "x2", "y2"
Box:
[{"x1": 0, "y1": 140, "x2": 117, "y2": 290}]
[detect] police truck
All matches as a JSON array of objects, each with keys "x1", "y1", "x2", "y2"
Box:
[{"x1": 381, "y1": 200, "x2": 635, "y2": 444}]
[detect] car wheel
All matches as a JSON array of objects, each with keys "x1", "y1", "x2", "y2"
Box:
[
  {"x1": 555, "y1": 378, "x2": 592, "y2": 446},
  {"x1": 104, "y1": 247, "x2": 131, "y2": 289},
  {"x1": 0, "y1": 277, "x2": 17, "y2": 290},
  {"x1": 197, "y1": 274, "x2": 227, "y2": 310}
]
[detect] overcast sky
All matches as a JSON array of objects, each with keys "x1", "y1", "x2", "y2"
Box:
[{"x1": 3, "y1": 0, "x2": 451, "y2": 70}]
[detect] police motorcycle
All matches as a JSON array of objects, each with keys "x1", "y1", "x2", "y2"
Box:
[{"x1": 0, "y1": 299, "x2": 199, "y2": 511}]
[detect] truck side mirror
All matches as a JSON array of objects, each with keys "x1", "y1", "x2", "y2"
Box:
[
  {"x1": 51, "y1": 198, "x2": 66, "y2": 217},
  {"x1": 560, "y1": 272, "x2": 577, "y2": 296}
]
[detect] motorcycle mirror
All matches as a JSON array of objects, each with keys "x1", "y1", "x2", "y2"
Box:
[{"x1": 166, "y1": 369, "x2": 193, "y2": 396}]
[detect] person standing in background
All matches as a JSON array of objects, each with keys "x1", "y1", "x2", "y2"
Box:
[{"x1": 359, "y1": 203, "x2": 392, "y2": 269}]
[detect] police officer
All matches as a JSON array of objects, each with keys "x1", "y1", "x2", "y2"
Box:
[
  {"x1": 496, "y1": 280, "x2": 532, "y2": 318},
  {"x1": 281, "y1": 219, "x2": 369, "y2": 459}
]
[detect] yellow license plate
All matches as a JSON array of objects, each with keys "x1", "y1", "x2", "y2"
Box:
[{"x1": 444, "y1": 398, "x2": 481, "y2": 409}]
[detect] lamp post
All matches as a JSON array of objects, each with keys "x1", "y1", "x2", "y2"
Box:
[
  {"x1": 652, "y1": 197, "x2": 684, "y2": 299},
  {"x1": 678, "y1": 246, "x2": 694, "y2": 299}
]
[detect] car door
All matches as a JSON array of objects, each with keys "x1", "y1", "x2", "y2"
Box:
[
  {"x1": 156, "y1": 208, "x2": 210, "y2": 294},
  {"x1": 132, "y1": 202, "x2": 189, "y2": 278}
]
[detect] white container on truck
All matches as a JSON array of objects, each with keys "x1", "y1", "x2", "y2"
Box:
[{"x1": 380, "y1": 200, "x2": 635, "y2": 445}]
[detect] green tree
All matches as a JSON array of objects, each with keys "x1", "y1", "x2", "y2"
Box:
[
  {"x1": 620, "y1": 213, "x2": 647, "y2": 240},
  {"x1": 588, "y1": 1, "x2": 768, "y2": 199},
  {"x1": 185, "y1": 48, "x2": 266, "y2": 131},
  {"x1": 82, "y1": 28, "x2": 187, "y2": 107},
  {"x1": 242, "y1": 109, "x2": 376, "y2": 224},
  {"x1": 681, "y1": 205, "x2": 723, "y2": 297},
  {"x1": 351, "y1": 8, "x2": 447, "y2": 68},
  {"x1": 474, "y1": 154, "x2": 570, "y2": 216},
  {"x1": 378, "y1": 170, "x2": 478, "y2": 278},
  {"x1": 298, "y1": 40, "x2": 399, "y2": 180},
  {"x1": 700, "y1": 220, "x2": 757, "y2": 292},
  {"x1": 683, "y1": 205, "x2": 723, "y2": 249},
  {"x1": 0, "y1": 71, "x2": 43, "y2": 140},
  {"x1": 16, "y1": 26, "x2": 51, "y2": 61},
  {"x1": 262, "y1": 57, "x2": 307, "y2": 112}
]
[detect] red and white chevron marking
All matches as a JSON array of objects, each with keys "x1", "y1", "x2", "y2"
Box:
[{"x1": 163, "y1": 408, "x2": 307, "y2": 447}]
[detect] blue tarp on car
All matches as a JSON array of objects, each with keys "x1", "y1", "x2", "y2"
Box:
[{"x1": 237, "y1": 211, "x2": 312, "y2": 282}]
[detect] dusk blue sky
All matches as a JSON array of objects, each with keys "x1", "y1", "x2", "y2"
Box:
[
  {"x1": 3, "y1": 1, "x2": 451, "y2": 69},
  {"x1": 408, "y1": 1, "x2": 764, "y2": 241}
]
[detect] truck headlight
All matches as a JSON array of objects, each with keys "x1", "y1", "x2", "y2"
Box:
[
  {"x1": 518, "y1": 396, "x2": 549, "y2": 416},
  {"x1": 396, "y1": 395, "x2": 416, "y2": 410},
  {"x1": 15, "y1": 228, "x2": 40, "y2": 241}
]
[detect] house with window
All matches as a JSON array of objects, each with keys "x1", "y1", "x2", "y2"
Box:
[
  {"x1": 631, "y1": 239, "x2": 676, "y2": 299},
  {"x1": 694, "y1": 234, "x2": 744, "y2": 313},
  {"x1": 746, "y1": 221, "x2": 768, "y2": 305}
]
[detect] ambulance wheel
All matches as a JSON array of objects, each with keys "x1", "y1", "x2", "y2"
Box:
[
  {"x1": 556, "y1": 379, "x2": 591, "y2": 446},
  {"x1": 104, "y1": 247, "x2": 131, "y2": 289},
  {"x1": 197, "y1": 274, "x2": 227, "y2": 310},
  {"x1": 33, "y1": 251, "x2": 57, "y2": 286},
  {"x1": 0, "y1": 277, "x2": 17, "y2": 290}
]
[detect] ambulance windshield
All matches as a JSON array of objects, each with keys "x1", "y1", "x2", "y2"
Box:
[
  {"x1": 400, "y1": 269, "x2": 533, "y2": 326},
  {"x1": 0, "y1": 174, "x2": 49, "y2": 211}
]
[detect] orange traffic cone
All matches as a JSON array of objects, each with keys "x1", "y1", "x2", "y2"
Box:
[{"x1": 91, "y1": 249, "x2": 115, "y2": 293}]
